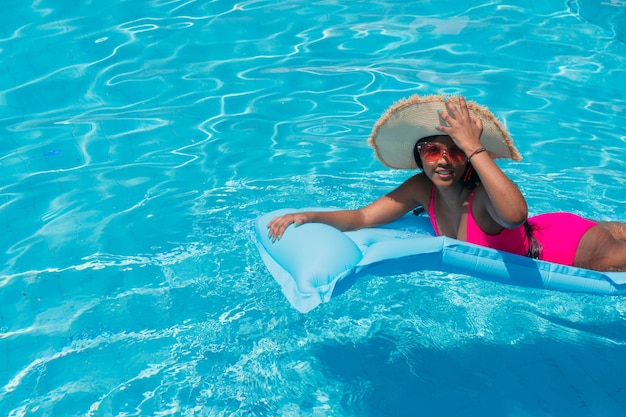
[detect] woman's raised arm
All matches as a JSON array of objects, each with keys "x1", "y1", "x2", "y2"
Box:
[{"x1": 436, "y1": 97, "x2": 528, "y2": 228}]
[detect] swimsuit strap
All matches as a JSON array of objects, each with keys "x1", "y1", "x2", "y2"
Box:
[
  {"x1": 428, "y1": 185, "x2": 440, "y2": 235},
  {"x1": 468, "y1": 189, "x2": 475, "y2": 212},
  {"x1": 466, "y1": 189, "x2": 478, "y2": 238}
]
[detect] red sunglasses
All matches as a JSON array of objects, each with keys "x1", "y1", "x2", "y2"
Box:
[{"x1": 416, "y1": 142, "x2": 466, "y2": 164}]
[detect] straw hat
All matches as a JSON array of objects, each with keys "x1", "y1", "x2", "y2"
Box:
[{"x1": 368, "y1": 94, "x2": 522, "y2": 169}]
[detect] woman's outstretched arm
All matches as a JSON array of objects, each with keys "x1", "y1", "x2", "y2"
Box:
[{"x1": 266, "y1": 174, "x2": 429, "y2": 241}]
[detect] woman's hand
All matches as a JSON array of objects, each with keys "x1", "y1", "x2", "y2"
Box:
[
  {"x1": 267, "y1": 213, "x2": 312, "y2": 242},
  {"x1": 436, "y1": 96, "x2": 484, "y2": 156}
]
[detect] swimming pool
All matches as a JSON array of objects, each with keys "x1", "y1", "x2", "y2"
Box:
[{"x1": 1, "y1": 0, "x2": 625, "y2": 415}]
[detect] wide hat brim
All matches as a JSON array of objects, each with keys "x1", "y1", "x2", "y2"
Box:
[{"x1": 368, "y1": 94, "x2": 522, "y2": 169}]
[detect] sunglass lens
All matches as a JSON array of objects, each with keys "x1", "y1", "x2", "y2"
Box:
[
  {"x1": 449, "y1": 147, "x2": 466, "y2": 163},
  {"x1": 419, "y1": 143, "x2": 466, "y2": 163},
  {"x1": 420, "y1": 144, "x2": 443, "y2": 161}
]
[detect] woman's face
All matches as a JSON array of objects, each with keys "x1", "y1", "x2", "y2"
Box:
[{"x1": 416, "y1": 135, "x2": 467, "y2": 185}]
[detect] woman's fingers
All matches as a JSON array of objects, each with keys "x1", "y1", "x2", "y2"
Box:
[
  {"x1": 472, "y1": 116, "x2": 483, "y2": 130},
  {"x1": 267, "y1": 214, "x2": 306, "y2": 242},
  {"x1": 443, "y1": 96, "x2": 470, "y2": 122},
  {"x1": 436, "y1": 96, "x2": 484, "y2": 151},
  {"x1": 438, "y1": 100, "x2": 461, "y2": 130},
  {"x1": 443, "y1": 99, "x2": 458, "y2": 120},
  {"x1": 267, "y1": 216, "x2": 288, "y2": 241},
  {"x1": 458, "y1": 96, "x2": 471, "y2": 118}
]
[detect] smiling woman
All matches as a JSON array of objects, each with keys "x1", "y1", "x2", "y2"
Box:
[
  {"x1": 267, "y1": 94, "x2": 626, "y2": 272},
  {"x1": 3, "y1": 0, "x2": 626, "y2": 414}
]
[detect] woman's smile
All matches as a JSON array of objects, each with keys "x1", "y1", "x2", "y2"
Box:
[{"x1": 434, "y1": 168, "x2": 455, "y2": 180}]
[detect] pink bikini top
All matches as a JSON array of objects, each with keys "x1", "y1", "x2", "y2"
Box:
[{"x1": 428, "y1": 185, "x2": 529, "y2": 257}]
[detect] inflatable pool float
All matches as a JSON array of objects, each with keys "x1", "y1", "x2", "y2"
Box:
[{"x1": 255, "y1": 208, "x2": 626, "y2": 313}]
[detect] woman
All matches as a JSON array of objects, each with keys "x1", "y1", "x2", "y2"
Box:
[{"x1": 267, "y1": 94, "x2": 626, "y2": 272}]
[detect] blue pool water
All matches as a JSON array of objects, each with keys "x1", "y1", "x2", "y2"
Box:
[{"x1": 2, "y1": 0, "x2": 626, "y2": 415}]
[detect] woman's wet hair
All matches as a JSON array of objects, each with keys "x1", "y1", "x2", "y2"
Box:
[{"x1": 413, "y1": 136, "x2": 479, "y2": 189}]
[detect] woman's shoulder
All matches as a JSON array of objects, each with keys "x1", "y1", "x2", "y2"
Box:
[
  {"x1": 389, "y1": 172, "x2": 432, "y2": 207},
  {"x1": 404, "y1": 172, "x2": 430, "y2": 186},
  {"x1": 396, "y1": 172, "x2": 431, "y2": 191}
]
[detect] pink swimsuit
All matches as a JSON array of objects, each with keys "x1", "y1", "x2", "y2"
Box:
[{"x1": 427, "y1": 186, "x2": 597, "y2": 266}]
